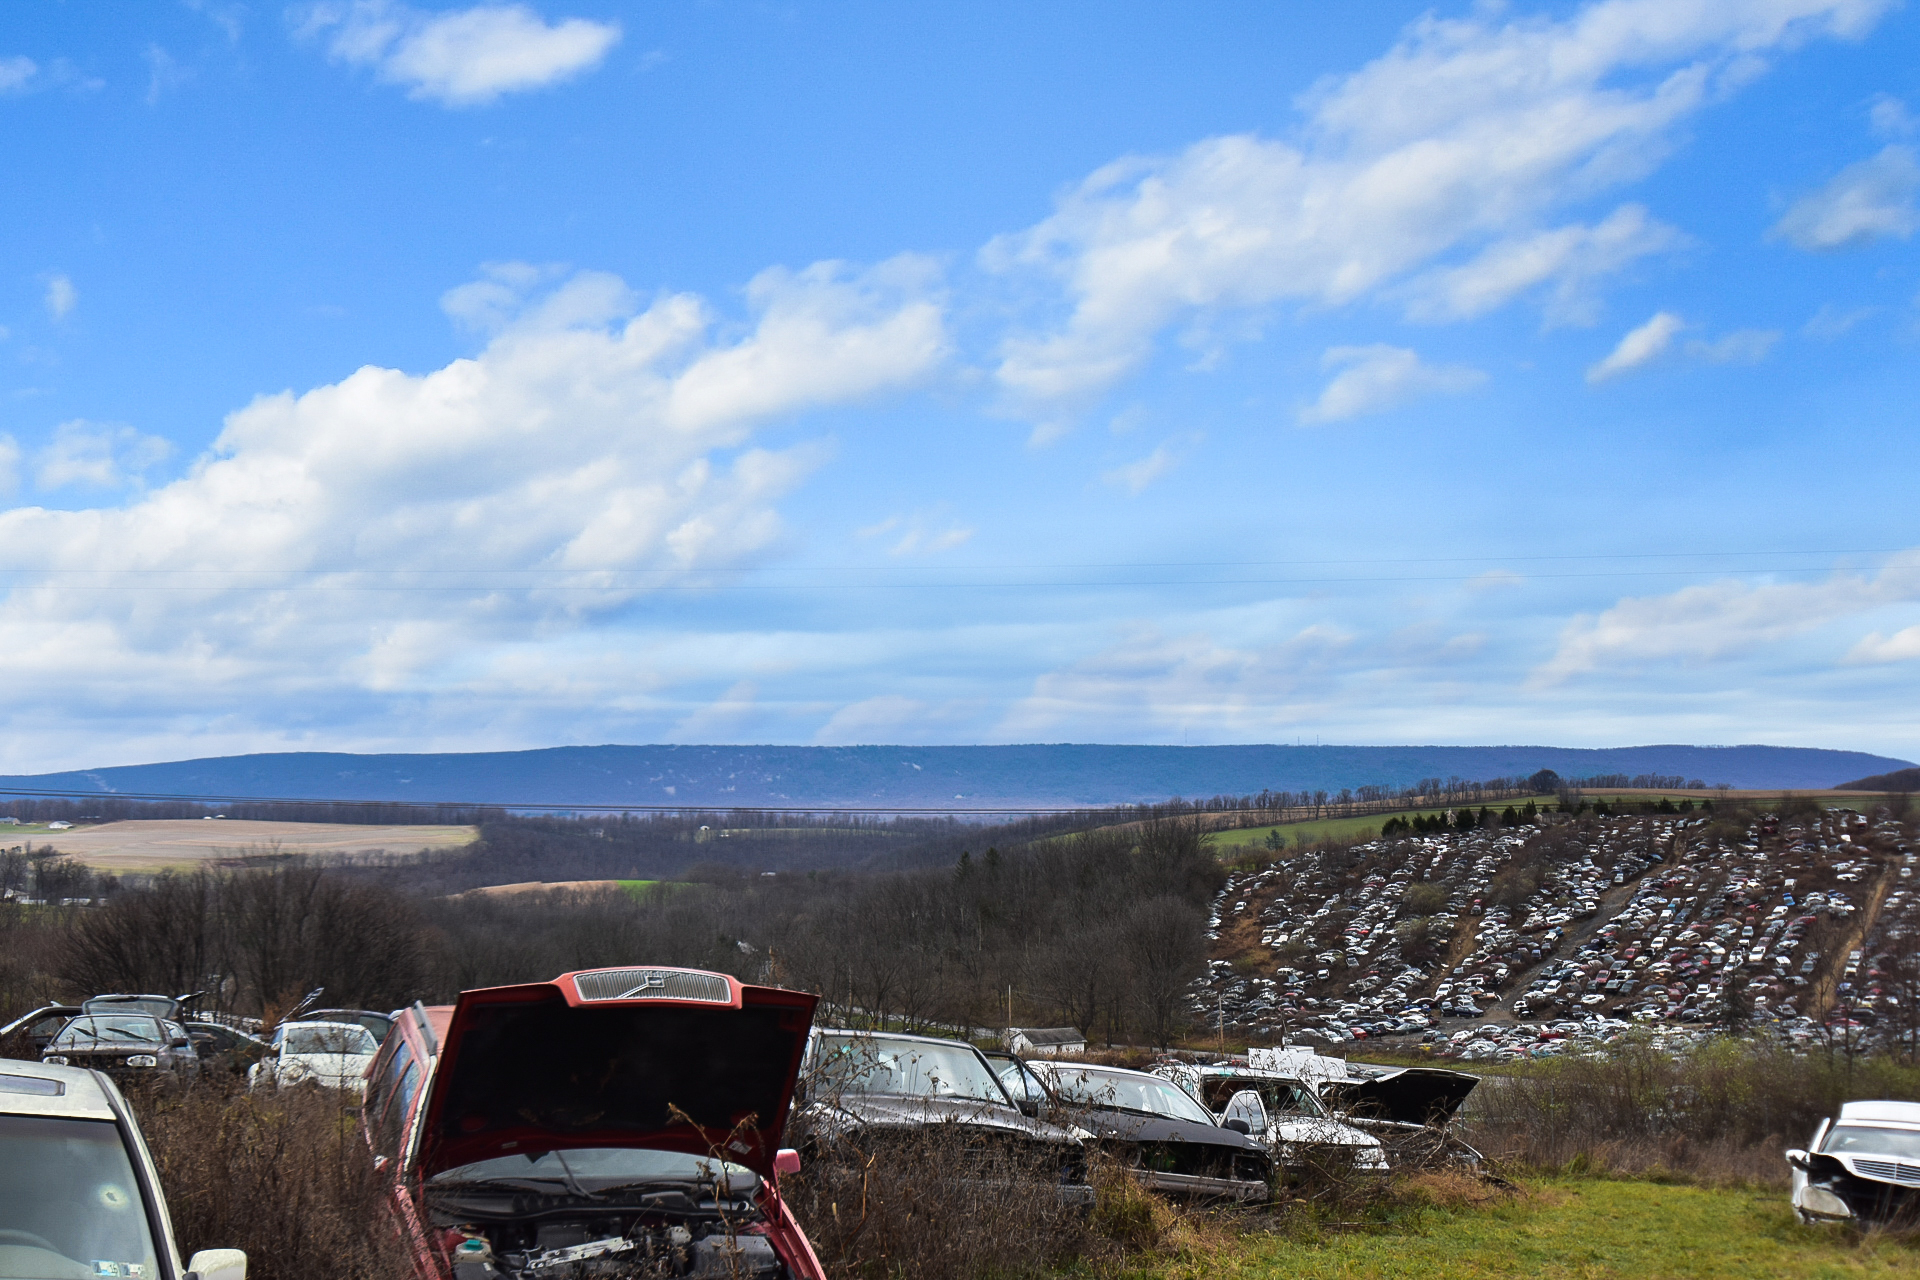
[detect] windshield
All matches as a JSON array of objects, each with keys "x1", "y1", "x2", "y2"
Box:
[
  {"x1": 0, "y1": 1114, "x2": 160, "y2": 1280},
  {"x1": 1035, "y1": 1066, "x2": 1216, "y2": 1124},
  {"x1": 812, "y1": 1035, "x2": 1009, "y2": 1104},
  {"x1": 1200, "y1": 1077, "x2": 1327, "y2": 1117},
  {"x1": 1823, "y1": 1125, "x2": 1920, "y2": 1159},
  {"x1": 53, "y1": 1017, "x2": 163, "y2": 1047},
  {"x1": 281, "y1": 1025, "x2": 377, "y2": 1056},
  {"x1": 431, "y1": 1147, "x2": 757, "y2": 1191}
]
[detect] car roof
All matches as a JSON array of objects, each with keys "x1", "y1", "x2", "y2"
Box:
[
  {"x1": 0, "y1": 1060, "x2": 121, "y2": 1120},
  {"x1": 813, "y1": 1028, "x2": 983, "y2": 1051},
  {"x1": 1839, "y1": 1101, "x2": 1920, "y2": 1126}
]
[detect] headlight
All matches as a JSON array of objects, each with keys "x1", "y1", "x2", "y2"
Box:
[
  {"x1": 126, "y1": 1055, "x2": 159, "y2": 1068},
  {"x1": 1798, "y1": 1184, "x2": 1852, "y2": 1219}
]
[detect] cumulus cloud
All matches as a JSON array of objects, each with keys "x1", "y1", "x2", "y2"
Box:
[
  {"x1": 34, "y1": 421, "x2": 173, "y2": 490},
  {"x1": 1535, "y1": 552, "x2": 1920, "y2": 683},
  {"x1": 1772, "y1": 145, "x2": 1919, "y2": 249},
  {"x1": 1586, "y1": 310, "x2": 1684, "y2": 381},
  {"x1": 1299, "y1": 345, "x2": 1484, "y2": 423},
  {"x1": 984, "y1": 0, "x2": 1887, "y2": 420},
  {"x1": 1847, "y1": 625, "x2": 1920, "y2": 664},
  {"x1": 0, "y1": 258, "x2": 945, "y2": 714},
  {"x1": 302, "y1": 1, "x2": 621, "y2": 105},
  {"x1": 1686, "y1": 328, "x2": 1779, "y2": 364},
  {"x1": 42, "y1": 274, "x2": 76, "y2": 320}
]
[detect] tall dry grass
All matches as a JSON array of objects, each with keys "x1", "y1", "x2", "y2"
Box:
[
  {"x1": 126, "y1": 1078, "x2": 408, "y2": 1280},
  {"x1": 1461, "y1": 1037, "x2": 1920, "y2": 1185}
]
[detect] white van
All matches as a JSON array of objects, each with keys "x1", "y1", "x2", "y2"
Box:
[{"x1": 0, "y1": 1059, "x2": 246, "y2": 1280}]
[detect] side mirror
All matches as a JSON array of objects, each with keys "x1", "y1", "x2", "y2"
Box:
[
  {"x1": 1016, "y1": 1098, "x2": 1039, "y2": 1118},
  {"x1": 1224, "y1": 1118, "x2": 1251, "y2": 1135},
  {"x1": 185, "y1": 1248, "x2": 247, "y2": 1280},
  {"x1": 774, "y1": 1148, "x2": 802, "y2": 1177},
  {"x1": 1786, "y1": 1149, "x2": 1810, "y2": 1171}
]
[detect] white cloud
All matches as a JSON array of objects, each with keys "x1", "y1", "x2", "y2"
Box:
[
  {"x1": 303, "y1": 2, "x2": 621, "y2": 106},
  {"x1": 669, "y1": 680, "x2": 762, "y2": 741},
  {"x1": 1772, "y1": 145, "x2": 1919, "y2": 249},
  {"x1": 1299, "y1": 345, "x2": 1484, "y2": 423},
  {"x1": 0, "y1": 56, "x2": 35, "y2": 93},
  {"x1": 984, "y1": 0, "x2": 1888, "y2": 419},
  {"x1": 0, "y1": 258, "x2": 945, "y2": 709},
  {"x1": 1535, "y1": 552, "x2": 1920, "y2": 683},
  {"x1": 1847, "y1": 625, "x2": 1920, "y2": 664},
  {"x1": 997, "y1": 625, "x2": 1357, "y2": 739},
  {"x1": 1100, "y1": 437, "x2": 1191, "y2": 493},
  {"x1": 856, "y1": 510, "x2": 975, "y2": 556},
  {"x1": 1685, "y1": 328, "x2": 1779, "y2": 363},
  {"x1": 143, "y1": 45, "x2": 193, "y2": 105},
  {"x1": 0, "y1": 434, "x2": 19, "y2": 495},
  {"x1": 1802, "y1": 302, "x2": 1876, "y2": 338},
  {"x1": 1404, "y1": 204, "x2": 1684, "y2": 325},
  {"x1": 42, "y1": 274, "x2": 76, "y2": 320},
  {"x1": 813, "y1": 695, "x2": 929, "y2": 745},
  {"x1": 35, "y1": 421, "x2": 173, "y2": 490},
  {"x1": 1586, "y1": 310, "x2": 1683, "y2": 381},
  {"x1": 1869, "y1": 93, "x2": 1915, "y2": 138}
]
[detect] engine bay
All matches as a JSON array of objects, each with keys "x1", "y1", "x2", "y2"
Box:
[{"x1": 439, "y1": 1214, "x2": 786, "y2": 1279}]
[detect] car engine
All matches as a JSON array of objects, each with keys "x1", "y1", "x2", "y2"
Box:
[{"x1": 441, "y1": 1217, "x2": 787, "y2": 1279}]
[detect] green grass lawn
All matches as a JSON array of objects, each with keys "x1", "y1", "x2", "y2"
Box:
[{"x1": 1121, "y1": 1178, "x2": 1918, "y2": 1280}]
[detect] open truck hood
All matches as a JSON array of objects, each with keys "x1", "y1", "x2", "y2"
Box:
[
  {"x1": 417, "y1": 966, "x2": 817, "y2": 1182},
  {"x1": 1323, "y1": 1066, "x2": 1478, "y2": 1127}
]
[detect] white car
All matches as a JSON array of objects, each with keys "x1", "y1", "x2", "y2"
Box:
[
  {"x1": 247, "y1": 1020, "x2": 378, "y2": 1096},
  {"x1": 0, "y1": 1057, "x2": 247, "y2": 1280},
  {"x1": 1788, "y1": 1100, "x2": 1920, "y2": 1226},
  {"x1": 1154, "y1": 1063, "x2": 1389, "y2": 1177}
]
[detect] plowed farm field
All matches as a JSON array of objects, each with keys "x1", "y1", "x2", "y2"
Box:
[{"x1": 13, "y1": 818, "x2": 478, "y2": 871}]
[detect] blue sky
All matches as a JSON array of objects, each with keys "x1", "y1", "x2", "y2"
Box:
[{"x1": 2, "y1": 0, "x2": 1918, "y2": 771}]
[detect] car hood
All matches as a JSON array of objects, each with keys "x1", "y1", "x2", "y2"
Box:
[
  {"x1": 1268, "y1": 1116, "x2": 1380, "y2": 1147},
  {"x1": 1323, "y1": 1067, "x2": 1479, "y2": 1127},
  {"x1": 1072, "y1": 1108, "x2": 1259, "y2": 1153},
  {"x1": 813, "y1": 1091, "x2": 1082, "y2": 1146},
  {"x1": 416, "y1": 968, "x2": 816, "y2": 1182}
]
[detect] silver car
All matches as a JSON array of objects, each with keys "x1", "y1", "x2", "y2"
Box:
[
  {"x1": 0, "y1": 1058, "x2": 247, "y2": 1279},
  {"x1": 1788, "y1": 1100, "x2": 1920, "y2": 1225}
]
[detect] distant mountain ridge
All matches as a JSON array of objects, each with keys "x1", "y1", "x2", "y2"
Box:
[{"x1": 0, "y1": 743, "x2": 1908, "y2": 810}]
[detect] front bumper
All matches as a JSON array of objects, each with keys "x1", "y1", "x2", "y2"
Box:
[{"x1": 1132, "y1": 1169, "x2": 1268, "y2": 1202}]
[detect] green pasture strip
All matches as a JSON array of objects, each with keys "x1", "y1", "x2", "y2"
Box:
[
  {"x1": 616, "y1": 879, "x2": 694, "y2": 899},
  {"x1": 1113, "y1": 1178, "x2": 1916, "y2": 1279}
]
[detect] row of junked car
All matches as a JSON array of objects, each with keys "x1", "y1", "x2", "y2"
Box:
[
  {"x1": 9, "y1": 963, "x2": 1916, "y2": 1280},
  {"x1": 2, "y1": 993, "x2": 395, "y2": 1092}
]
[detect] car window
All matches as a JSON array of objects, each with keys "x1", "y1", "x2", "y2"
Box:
[
  {"x1": 282, "y1": 1025, "x2": 378, "y2": 1056},
  {"x1": 1822, "y1": 1125, "x2": 1920, "y2": 1159},
  {"x1": 0, "y1": 1114, "x2": 161, "y2": 1280},
  {"x1": 813, "y1": 1036, "x2": 1009, "y2": 1104},
  {"x1": 1202, "y1": 1078, "x2": 1326, "y2": 1117},
  {"x1": 374, "y1": 1061, "x2": 421, "y2": 1158},
  {"x1": 1035, "y1": 1066, "x2": 1217, "y2": 1124}
]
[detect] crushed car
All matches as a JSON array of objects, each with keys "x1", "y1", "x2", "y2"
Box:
[
  {"x1": 800, "y1": 1030, "x2": 1096, "y2": 1207},
  {"x1": 250, "y1": 1020, "x2": 381, "y2": 1096},
  {"x1": 81, "y1": 994, "x2": 201, "y2": 1023},
  {"x1": 43, "y1": 1012, "x2": 201, "y2": 1085},
  {"x1": 1015, "y1": 1058, "x2": 1271, "y2": 1201},
  {"x1": 0, "y1": 1057, "x2": 248, "y2": 1280},
  {"x1": 1153, "y1": 1061, "x2": 1389, "y2": 1178},
  {"x1": 364, "y1": 966, "x2": 826, "y2": 1280},
  {"x1": 1246, "y1": 1046, "x2": 1482, "y2": 1168},
  {"x1": 1788, "y1": 1100, "x2": 1920, "y2": 1226}
]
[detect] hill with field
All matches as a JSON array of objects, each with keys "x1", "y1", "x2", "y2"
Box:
[{"x1": 0, "y1": 742, "x2": 1909, "y2": 810}]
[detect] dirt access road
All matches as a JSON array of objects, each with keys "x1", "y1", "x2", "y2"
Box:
[{"x1": 12, "y1": 819, "x2": 478, "y2": 872}]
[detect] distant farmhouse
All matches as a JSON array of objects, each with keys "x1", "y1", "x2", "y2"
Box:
[{"x1": 1006, "y1": 1026, "x2": 1086, "y2": 1057}]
